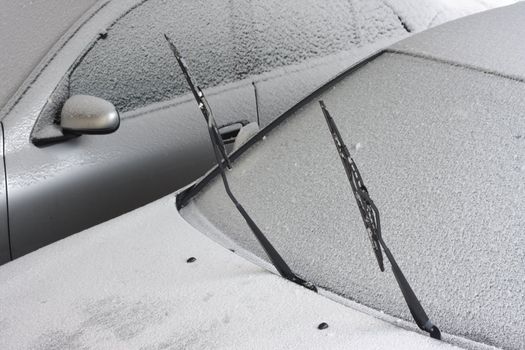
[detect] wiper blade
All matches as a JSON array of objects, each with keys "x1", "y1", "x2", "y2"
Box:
[
  {"x1": 165, "y1": 34, "x2": 316, "y2": 292},
  {"x1": 164, "y1": 34, "x2": 231, "y2": 169},
  {"x1": 319, "y1": 101, "x2": 441, "y2": 339}
]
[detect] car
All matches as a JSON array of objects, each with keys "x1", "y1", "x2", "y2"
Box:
[
  {"x1": 177, "y1": 3, "x2": 525, "y2": 350},
  {"x1": 0, "y1": 3, "x2": 522, "y2": 349},
  {"x1": 0, "y1": 0, "x2": 509, "y2": 264}
]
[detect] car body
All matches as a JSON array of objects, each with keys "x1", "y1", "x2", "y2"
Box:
[
  {"x1": 0, "y1": 0, "x2": 511, "y2": 264},
  {"x1": 0, "y1": 3, "x2": 522, "y2": 349}
]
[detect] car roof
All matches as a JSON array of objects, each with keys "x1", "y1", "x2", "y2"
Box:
[
  {"x1": 389, "y1": 2, "x2": 525, "y2": 81},
  {"x1": 0, "y1": 195, "x2": 458, "y2": 349}
]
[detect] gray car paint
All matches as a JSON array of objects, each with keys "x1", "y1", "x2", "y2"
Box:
[
  {"x1": 60, "y1": 95, "x2": 120, "y2": 134},
  {"x1": 6, "y1": 85, "x2": 259, "y2": 258}
]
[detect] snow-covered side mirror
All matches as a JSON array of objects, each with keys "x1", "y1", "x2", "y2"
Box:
[{"x1": 60, "y1": 95, "x2": 120, "y2": 135}]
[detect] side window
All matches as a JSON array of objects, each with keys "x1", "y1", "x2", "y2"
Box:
[{"x1": 68, "y1": 0, "x2": 406, "y2": 114}]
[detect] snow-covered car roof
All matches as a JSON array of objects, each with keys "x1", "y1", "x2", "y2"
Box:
[
  {"x1": 390, "y1": 1, "x2": 525, "y2": 81},
  {"x1": 179, "y1": 3, "x2": 525, "y2": 350},
  {"x1": 1, "y1": 0, "x2": 515, "y2": 115},
  {"x1": 0, "y1": 195, "x2": 458, "y2": 350}
]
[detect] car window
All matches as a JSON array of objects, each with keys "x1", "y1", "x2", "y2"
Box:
[
  {"x1": 69, "y1": 0, "x2": 407, "y2": 113},
  {"x1": 182, "y1": 52, "x2": 525, "y2": 350}
]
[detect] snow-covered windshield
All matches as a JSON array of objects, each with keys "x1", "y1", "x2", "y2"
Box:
[{"x1": 182, "y1": 51, "x2": 525, "y2": 349}]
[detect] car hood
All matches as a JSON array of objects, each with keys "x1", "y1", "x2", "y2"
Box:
[{"x1": 0, "y1": 194, "x2": 460, "y2": 349}]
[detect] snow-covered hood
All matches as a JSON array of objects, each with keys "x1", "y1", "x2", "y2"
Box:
[{"x1": 0, "y1": 194, "x2": 460, "y2": 349}]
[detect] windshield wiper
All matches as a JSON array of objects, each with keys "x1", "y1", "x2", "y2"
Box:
[
  {"x1": 165, "y1": 35, "x2": 316, "y2": 292},
  {"x1": 164, "y1": 34, "x2": 231, "y2": 169},
  {"x1": 319, "y1": 101, "x2": 441, "y2": 339}
]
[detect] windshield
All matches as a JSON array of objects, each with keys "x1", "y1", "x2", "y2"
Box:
[
  {"x1": 181, "y1": 52, "x2": 525, "y2": 349},
  {"x1": 69, "y1": 0, "x2": 407, "y2": 116}
]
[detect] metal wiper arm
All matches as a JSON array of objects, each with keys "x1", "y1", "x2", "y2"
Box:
[
  {"x1": 319, "y1": 101, "x2": 441, "y2": 339},
  {"x1": 165, "y1": 35, "x2": 316, "y2": 292}
]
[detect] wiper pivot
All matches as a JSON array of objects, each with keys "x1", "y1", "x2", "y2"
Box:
[
  {"x1": 165, "y1": 34, "x2": 316, "y2": 292},
  {"x1": 319, "y1": 100, "x2": 440, "y2": 339}
]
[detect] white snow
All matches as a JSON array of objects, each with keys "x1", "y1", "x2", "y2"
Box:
[
  {"x1": 391, "y1": 2, "x2": 525, "y2": 82},
  {"x1": 0, "y1": 194, "x2": 464, "y2": 350},
  {"x1": 385, "y1": 0, "x2": 518, "y2": 32}
]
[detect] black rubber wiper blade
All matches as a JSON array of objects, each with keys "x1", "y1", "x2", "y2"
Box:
[
  {"x1": 165, "y1": 35, "x2": 316, "y2": 292},
  {"x1": 319, "y1": 101, "x2": 441, "y2": 339},
  {"x1": 321, "y1": 101, "x2": 384, "y2": 271}
]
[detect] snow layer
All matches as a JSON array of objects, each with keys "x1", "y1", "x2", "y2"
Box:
[
  {"x1": 0, "y1": 195, "x2": 459, "y2": 350},
  {"x1": 252, "y1": 38, "x2": 402, "y2": 127},
  {"x1": 383, "y1": 0, "x2": 518, "y2": 32},
  {"x1": 183, "y1": 52, "x2": 525, "y2": 349},
  {"x1": 391, "y1": 2, "x2": 525, "y2": 82}
]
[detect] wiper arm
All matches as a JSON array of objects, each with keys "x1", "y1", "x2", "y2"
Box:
[
  {"x1": 164, "y1": 34, "x2": 231, "y2": 169},
  {"x1": 165, "y1": 35, "x2": 316, "y2": 292},
  {"x1": 319, "y1": 101, "x2": 441, "y2": 339}
]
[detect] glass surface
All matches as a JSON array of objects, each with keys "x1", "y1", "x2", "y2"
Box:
[{"x1": 70, "y1": 0, "x2": 406, "y2": 113}]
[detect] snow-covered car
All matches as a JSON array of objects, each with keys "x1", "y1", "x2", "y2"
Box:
[
  {"x1": 0, "y1": 2, "x2": 522, "y2": 350},
  {"x1": 0, "y1": 0, "x2": 513, "y2": 264}
]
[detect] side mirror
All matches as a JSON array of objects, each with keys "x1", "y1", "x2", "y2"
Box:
[{"x1": 60, "y1": 95, "x2": 120, "y2": 135}]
